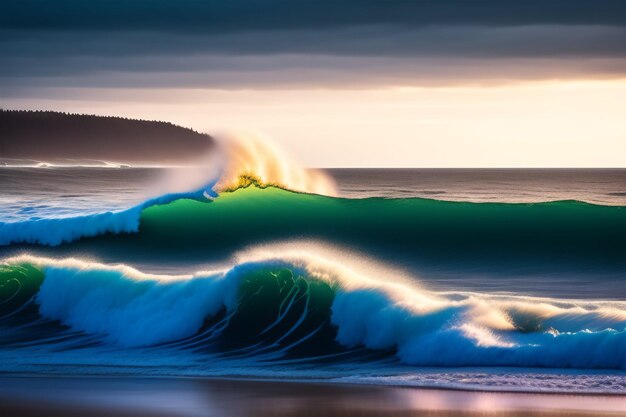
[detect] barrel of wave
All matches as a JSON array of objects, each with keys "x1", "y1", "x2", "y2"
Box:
[{"x1": 213, "y1": 132, "x2": 337, "y2": 197}]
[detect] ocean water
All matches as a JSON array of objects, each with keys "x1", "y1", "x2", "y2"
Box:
[
  {"x1": 2, "y1": 168, "x2": 626, "y2": 223},
  {"x1": 0, "y1": 166, "x2": 625, "y2": 394},
  {"x1": 330, "y1": 168, "x2": 626, "y2": 205},
  {"x1": 0, "y1": 167, "x2": 159, "y2": 222}
]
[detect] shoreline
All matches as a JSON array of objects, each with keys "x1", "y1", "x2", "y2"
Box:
[
  {"x1": 2, "y1": 367, "x2": 625, "y2": 396},
  {"x1": 1, "y1": 374, "x2": 625, "y2": 416}
]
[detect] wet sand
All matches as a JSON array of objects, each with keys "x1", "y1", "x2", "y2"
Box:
[{"x1": 0, "y1": 376, "x2": 625, "y2": 417}]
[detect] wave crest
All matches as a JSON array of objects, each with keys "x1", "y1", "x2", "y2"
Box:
[{"x1": 213, "y1": 132, "x2": 337, "y2": 196}]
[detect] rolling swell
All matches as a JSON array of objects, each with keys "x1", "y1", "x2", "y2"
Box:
[
  {"x1": 19, "y1": 185, "x2": 620, "y2": 280},
  {"x1": 1, "y1": 256, "x2": 626, "y2": 370},
  {"x1": 2, "y1": 185, "x2": 625, "y2": 300},
  {"x1": 3, "y1": 186, "x2": 624, "y2": 267}
]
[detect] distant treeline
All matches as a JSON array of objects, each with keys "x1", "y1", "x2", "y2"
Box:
[{"x1": 0, "y1": 110, "x2": 213, "y2": 163}]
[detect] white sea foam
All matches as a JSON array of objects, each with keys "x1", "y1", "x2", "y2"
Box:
[{"x1": 0, "y1": 178, "x2": 219, "y2": 246}]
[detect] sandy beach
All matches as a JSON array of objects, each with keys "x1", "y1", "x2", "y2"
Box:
[{"x1": 0, "y1": 376, "x2": 624, "y2": 417}]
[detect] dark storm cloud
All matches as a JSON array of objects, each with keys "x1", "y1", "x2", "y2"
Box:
[
  {"x1": 1, "y1": 0, "x2": 626, "y2": 92},
  {"x1": 3, "y1": 25, "x2": 626, "y2": 60},
  {"x1": 3, "y1": 0, "x2": 626, "y2": 31}
]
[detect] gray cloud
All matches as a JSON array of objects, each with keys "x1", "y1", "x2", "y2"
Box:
[
  {"x1": 2, "y1": 26, "x2": 626, "y2": 92},
  {"x1": 1, "y1": 1, "x2": 625, "y2": 93},
  {"x1": 2, "y1": 55, "x2": 625, "y2": 97},
  {"x1": 3, "y1": 25, "x2": 625, "y2": 61}
]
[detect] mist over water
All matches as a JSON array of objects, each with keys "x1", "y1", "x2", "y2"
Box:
[{"x1": 214, "y1": 133, "x2": 337, "y2": 196}]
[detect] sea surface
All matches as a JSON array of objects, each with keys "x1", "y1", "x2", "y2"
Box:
[
  {"x1": 0, "y1": 166, "x2": 625, "y2": 399},
  {"x1": 2, "y1": 168, "x2": 626, "y2": 223}
]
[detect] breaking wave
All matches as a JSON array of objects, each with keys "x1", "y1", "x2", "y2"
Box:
[
  {"x1": 1, "y1": 252, "x2": 625, "y2": 371},
  {"x1": 0, "y1": 132, "x2": 338, "y2": 246}
]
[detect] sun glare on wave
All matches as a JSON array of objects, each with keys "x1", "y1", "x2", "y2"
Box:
[{"x1": 214, "y1": 132, "x2": 337, "y2": 196}]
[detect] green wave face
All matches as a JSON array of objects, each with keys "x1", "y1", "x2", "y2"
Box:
[
  {"x1": 205, "y1": 266, "x2": 346, "y2": 357},
  {"x1": 10, "y1": 185, "x2": 624, "y2": 283},
  {"x1": 129, "y1": 186, "x2": 625, "y2": 271},
  {"x1": 0, "y1": 263, "x2": 43, "y2": 318}
]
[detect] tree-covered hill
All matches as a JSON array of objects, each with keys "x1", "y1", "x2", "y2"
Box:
[{"x1": 0, "y1": 110, "x2": 213, "y2": 164}]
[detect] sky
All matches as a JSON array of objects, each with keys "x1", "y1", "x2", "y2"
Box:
[{"x1": 1, "y1": 0, "x2": 626, "y2": 167}]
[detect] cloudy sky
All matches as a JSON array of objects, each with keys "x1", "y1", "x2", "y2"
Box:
[{"x1": 2, "y1": 0, "x2": 625, "y2": 167}]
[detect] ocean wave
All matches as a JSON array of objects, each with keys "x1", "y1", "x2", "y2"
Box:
[
  {"x1": 2, "y1": 252, "x2": 625, "y2": 369},
  {"x1": 2, "y1": 185, "x2": 625, "y2": 275}
]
